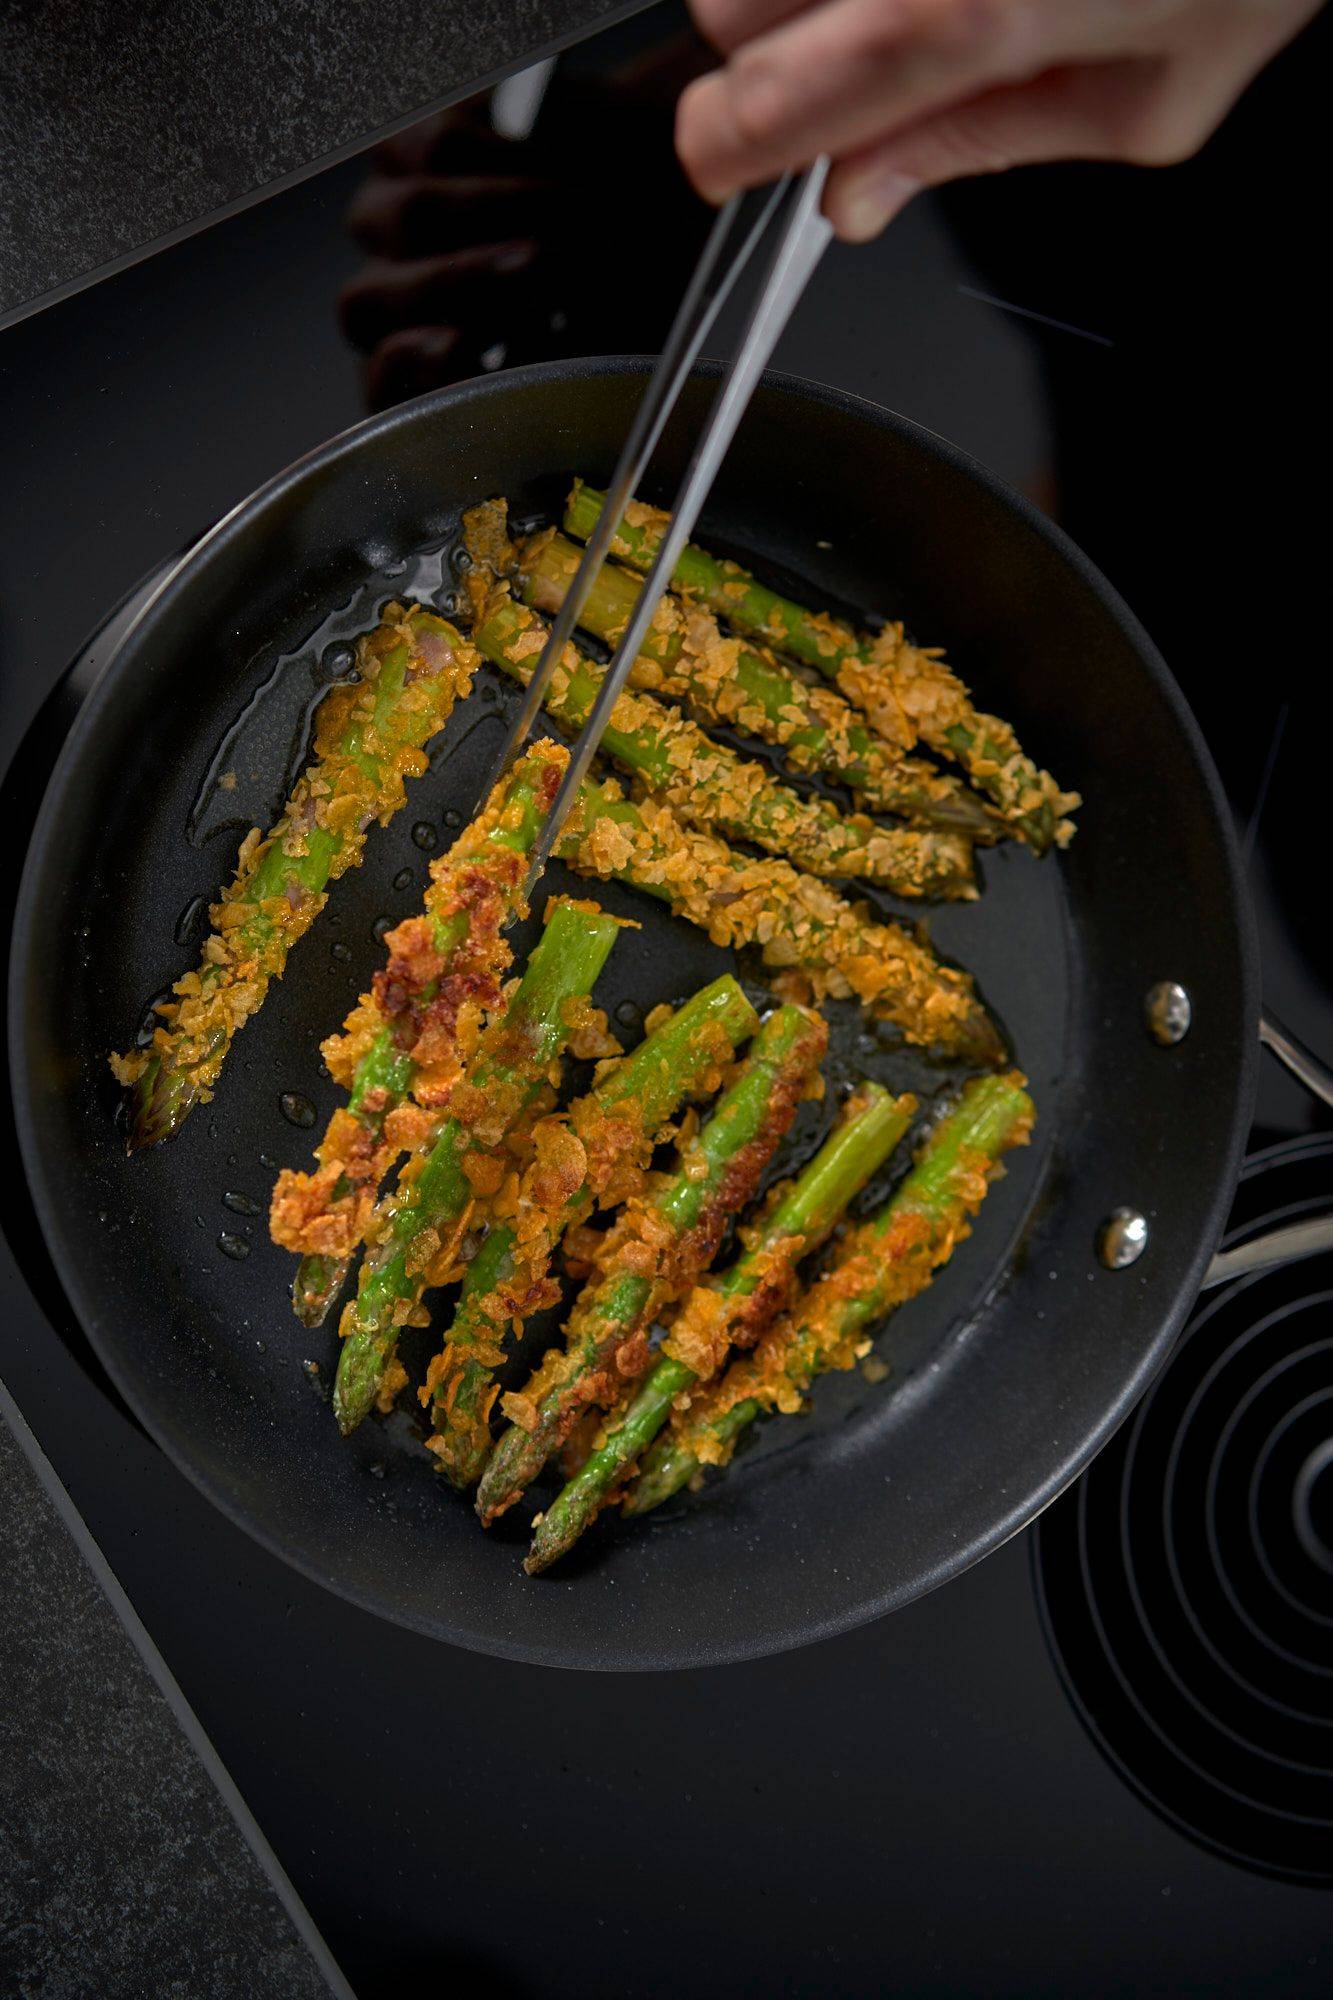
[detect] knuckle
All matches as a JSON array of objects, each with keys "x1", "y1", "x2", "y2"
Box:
[
  {"x1": 728, "y1": 48, "x2": 796, "y2": 149},
  {"x1": 944, "y1": 0, "x2": 1004, "y2": 52},
  {"x1": 922, "y1": 103, "x2": 1013, "y2": 177},
  {"x1": 688, "y1": 0, "x2": 744, "y2": 49},
  {"x1": 936, "y1": 0, "x2": 1043, "y2": 81},
  {"x1": 1138, "y1": 114, "x2": 1199, "y2": 166},
  {"x1": 855, "y1": 0, "x2": 919, "y2": 68},
  {"x1": 1105, "y1": 85, "x2": 1198, "y2": 166},
  {"x1": 858, "y1": 0, "x2": 1027, "y2": 77}
]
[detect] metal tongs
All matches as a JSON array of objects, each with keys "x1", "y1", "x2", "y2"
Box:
[{"x1": 478, "y1": 157, "x2": 833, "y2": 893}]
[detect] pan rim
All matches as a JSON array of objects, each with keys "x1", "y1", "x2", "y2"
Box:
[{"x1": 8, "y1": 355, "x2": 1261, "y2": 1670}]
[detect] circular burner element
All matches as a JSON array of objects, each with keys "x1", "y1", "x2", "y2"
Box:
[
  {"x1": 1293, "y1": 1438, "x2": 1333, "y2": 1574},
  {"x1": 1037, "y1": 1134, "x2": 1333, "y2": 1884}
]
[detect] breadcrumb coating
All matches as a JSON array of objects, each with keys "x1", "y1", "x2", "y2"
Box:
[
  {"x1": 267, "y1": 739, "x2": 568, "y2": 1260},
  {"x1": 561, "y1": 781, "x2": 1003, "y2": 1065},
  {"x1": 848, "y1": 631, "x2": 1080, "y2": 851},
  {"x1": 671, "y1": 1076, "x2": 1034, "y2": 1467},
  {"x1": 573, "y1": 484, "x2": 1078, "y2": 853},
  {"x1": 461, "y1": 506, "x2": 975, "y2": 898},
  {"x1": 341, "y1": 896, "x2": 620, "y2": 1369},
  {"x1": 662, "y1": 1233, "x2": 802, "y2": 1381},
  {"x1": 478, "y1": 1008, "x2": 825, "y2": 1521},
  {"x1": 522, "y1": 528, "x2": 997, "y2": 840},
  {"x1": 424, "y1": 998, "x2": 743, "y2": 1477},
  {"x1": 113, "y1": 605, "x2": 477, "y2": 1128}
]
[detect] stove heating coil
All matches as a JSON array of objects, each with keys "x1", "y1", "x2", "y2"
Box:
[{"x1": 1037, "y1": 1133, "x2": 1333, "y2": 1883}]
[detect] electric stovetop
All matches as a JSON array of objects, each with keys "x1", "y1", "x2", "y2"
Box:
[{"x1": 3, "y1": 11, "x2": 1330, "y2": 1993}]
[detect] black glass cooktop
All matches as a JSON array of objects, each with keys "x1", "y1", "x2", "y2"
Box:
[{"x1": 3, "y1": 5, "x2": 1330, "y2": 1992}]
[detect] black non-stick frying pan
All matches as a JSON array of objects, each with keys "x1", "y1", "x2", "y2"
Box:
[{"x1": 8, "y1": 358, "x2": 1259, "y2": 1670}]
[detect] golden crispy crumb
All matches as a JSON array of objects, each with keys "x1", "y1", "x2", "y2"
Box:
[
  {"x1": 268, "y1": 739, "x2": 569, "y2": 1259},
  {"x1": 561, "y1": 786, "x2": 1001, "y2": 1063},
  {"x1": 119, "y1": 604, "x2": 479, "y2": 1112},
  {"x1": 673, "y1": 1076, "x2": 1033, "y2": 1464}
]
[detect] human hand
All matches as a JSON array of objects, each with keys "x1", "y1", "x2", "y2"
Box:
[
  {"x1": 675, "y1": 0, "x2": 1320, "y2": 240},
  {"x1": 339, "y1": 98, "x2": 554, "y2": 407},
  {"x1": 340, "y1": 41, "x2": 713, "y2": 409}
]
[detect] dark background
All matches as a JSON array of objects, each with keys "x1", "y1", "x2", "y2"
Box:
[{"x1": 2, "y1": 3, "x2": 1329, "y2": 1992}]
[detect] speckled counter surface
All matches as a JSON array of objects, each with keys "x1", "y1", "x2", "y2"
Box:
[
  {"x1": 0, "y1": 0, "x2": 641, "y2": 327},
  {"x1": 0, "y1": 1381, "x2": 351, "y2": 1999}
]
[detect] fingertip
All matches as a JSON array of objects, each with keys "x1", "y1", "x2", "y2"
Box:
[
  {"x1": 675, "y1": 75, "x2": 735, "y2": 203},
  {"x1": 826, "y1": 166, "x2": 921, "y2": 243},
  {"x1": 831, "y1": 194, "x2": 894, "y2": 244},
  {"x1": 365, "y1": 325, "x2": 465, "y2": 410},
  {"x1": 344, "y1": 177, "x2": 398, "y2": 252}
]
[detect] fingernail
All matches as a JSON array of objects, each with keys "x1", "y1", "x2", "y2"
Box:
[{"x1": 839, "y1": 170, "x2": 920, "y2": 243}]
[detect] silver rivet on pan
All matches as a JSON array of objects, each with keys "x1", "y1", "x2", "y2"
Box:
[
  {"x1": 1098, "y1": 1207, "x2": 1149, "y2": 1269},
  {"x1": 1144, "y1": 980, "x2": 1192, "y2": 1045}
]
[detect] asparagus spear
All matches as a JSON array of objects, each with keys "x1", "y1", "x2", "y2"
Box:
[
  {"x1": 332, "y1": 898, "x2": 623, "y2": 1437},
  {"x1": 470, "y1": 582, "x2": 975, "y2": 898},
  {"x1": 564, "y1": 484, "x2": 1078, "y2": 853},
  {"x1": 112, "y1": 605, "x2": 478, "y2": 1149},
  {"x1": 555, "y1": 779, "x2": 1004, "y2": 1066},
  {"x1": 270, "y1": 740, "x2": 567, "y2": 1326},
  {"x1": 526, "y1": 1081, "x2": 915, "y2": 1571},
  {"x1": 626, "y1": 1070, "x2": 1033, "y2": 1511},
  {"x1": 425, "y1": 974, "x2": 759, "y2": 1488},
  {"x1": 475, "y1": 1002, "x2": 827, "y2": 1524},
  {"x1": 518, "y1": 526, "x2": 1000, "y2": 841}
]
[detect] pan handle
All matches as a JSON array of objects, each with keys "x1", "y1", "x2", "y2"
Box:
[
  {"x1": 1200, "y1": 1008, "x2": 1333, "y2": 1289},
  {"x1": 1259, "y1": 1008, "x2": 1333, "y2": 1112}
]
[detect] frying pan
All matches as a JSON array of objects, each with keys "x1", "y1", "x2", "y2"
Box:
[{"x1": 8, "y1": 358, "x2": 1259, "y2": 1670}]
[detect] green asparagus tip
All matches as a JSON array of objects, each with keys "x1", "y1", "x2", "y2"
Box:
[
  {"x1": 126, "y1": 1056, "x2": 195, "y2": 1152},
  {"x1": 523, "y1": 1535, "x2": 554, "y2": 1577},
  {"x1": 434, "y1": 1433, "x2": 492, "y2": 1493},
  {"x1": 332, "y1": 1339, "x2": 388, "y2": 1437},
  {"x1": 622, "y1": 1408, "x2": 753, "y2": 1518},
  {"x1": 292, "y1": 1253, "x2": 347, "y2": 1328}
]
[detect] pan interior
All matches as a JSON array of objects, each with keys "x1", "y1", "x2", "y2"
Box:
[{"x1": 10, "y1": 363, "x2": 1254, "y2": 1668}]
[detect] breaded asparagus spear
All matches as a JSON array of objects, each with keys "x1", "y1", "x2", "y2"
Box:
[
  {"x1": 113, "y1": 605, "x2": 478, "y2": 1149},
  {"x1": 564, "y1": 484, "x2": 1078, "y2": 853},
  {"x1": 470, "y1": 581, "x2": 975, "y2": 898},
  {"x1": 555, "y1": 780, "x2": 1004, "y2": 1066},
  {"x1": 475, "y1": 1002, "x2": 827, "y2": 1524},
  {"x1": 426, "y1": 974, "x2": 759, "y2": 1488},
  {"x1": 526, "y1": 1082, "x2": 915, "y2": 1571},
  {"x1": 332, "y1": 898, "x2": 623, "y2": 1437},
  {"x1": 270, "y1": 741, "x2": 566, "y2": 1327},
  {"x1": 626, "y1": 1071, "x2": 1033, "y2": 1512},
  {"x1": 517, "y1": 526, "x2": 1000, "y2": 841}
]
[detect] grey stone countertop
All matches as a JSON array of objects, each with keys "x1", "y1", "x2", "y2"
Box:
[
  {"x1": 0, "y1": 1377, "x2": 353, "y2": 1999},
  {"x1": 0, "y1": 0, "x2": 644, "y2": 328}
]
